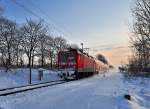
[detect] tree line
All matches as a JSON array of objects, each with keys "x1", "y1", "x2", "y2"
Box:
[
  {"x1": 0, "y1": 16, "x2": 69, "y2": 70},
  {"x1": 128, "y1": 0, "x2": 150, "y2": 73}
]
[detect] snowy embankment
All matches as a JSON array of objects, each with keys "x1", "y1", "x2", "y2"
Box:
[
  {"x1": 0, "y1": 69, "x2": 149, "y2": 109},
  {"x1": 123, "y1": 76, "x2": 150, "y2": 109},
  {"x1": 0, "y1": 68, "x2": 60, "y2": 89}
]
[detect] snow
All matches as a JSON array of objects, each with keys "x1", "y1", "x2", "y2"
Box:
[
  {"x1": 0, "y1": 69, "x2": 149, "y2": 109},
  {"x1": 0, "y1": 68, "x2": 60, "y2": 89},
  {"x1": 0, "y1": 81, "x2": 64, "y2": 96}
]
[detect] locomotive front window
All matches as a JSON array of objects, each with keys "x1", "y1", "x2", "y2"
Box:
[
  {"x1": 59, "y1": 51, "x2": 76, "y2": 64},
  {"x1": 68, "y1": 52, "x2": 76, "y2": 64},
  {"x1": 59, "y1": 52, "x2": 68, "y2": 64}
]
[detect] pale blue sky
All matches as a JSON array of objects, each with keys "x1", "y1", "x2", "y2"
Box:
[
  {"x1": 0, "y1": 0, "x2": 132, "y2": 64},
  {"x1": 1, "y1": 0, "x2": 131, "y2": 45}
]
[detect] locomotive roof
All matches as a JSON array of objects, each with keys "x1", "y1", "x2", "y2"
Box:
[
  {"x1": 68, "y1": 48, "x2": 95, "y2": 59},
  {"x1": 60, "y1": 48, "x2": 92, "y2": 57}
]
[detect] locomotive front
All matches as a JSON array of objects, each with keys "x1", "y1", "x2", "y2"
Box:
[{"x1": 58, "y1": 49, "x2": 78, "y2": 79}]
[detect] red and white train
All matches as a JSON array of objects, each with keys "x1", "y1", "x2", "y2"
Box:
[{"x1": 58, "y1": 48, "x2": 108, "y2": 79}]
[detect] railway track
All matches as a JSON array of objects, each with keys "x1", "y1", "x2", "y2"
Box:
[{"x1": 0, "y1": 80, "x2": 67, "y2": 96}]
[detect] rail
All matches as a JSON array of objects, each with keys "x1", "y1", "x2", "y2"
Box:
[{"x1": 0, "y1": 80, "x2": 67, "y2": 96}]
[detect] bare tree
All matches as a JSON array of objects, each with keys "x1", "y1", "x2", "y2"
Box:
[
  {"x1": 12, "y1": 29, "x2": 24, "y2": 66},
  {"x1": 0, "y1": 17, "x2": 17, "y2": 70},
  {"x1": 47, "y1": 36, "x2": 55, "y2": 68},
  {"x1": 54, "y1": 36, "x2": 68, "y2": 52},
  {"x1": 129, "y1": 0, "x2": 150, "y2": 72},
  {"x1": 38, "y1": 35, "x2": 46, "y2": 67},
  {"x1": 0, "y1": 16, "x2": 70, "y2": 73},
  {"x1": 38, "y1": 33, "x2": 49, "y2": 67},
  {"x1": 53, "y1": 36, "x2": 68, "y2": 66},
  {"x1": 19, "y1": 19, "x2": 45, "y2": 84}
]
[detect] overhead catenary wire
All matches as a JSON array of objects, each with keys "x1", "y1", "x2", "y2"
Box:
[
  {"x1": 11, "y1": 0, "x2": 134, "y2": 55},
  {"x1": 10, "y1": 0, "x2": 72, "y2": 41},
  {"x1": 26, "y1": 0, "x2": 72, "y2": 40}
]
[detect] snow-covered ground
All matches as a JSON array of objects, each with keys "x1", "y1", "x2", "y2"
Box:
[
  {"x1": 0, "y1": 68, "x2": 60, "y2": 89},
  {"x1": 0, "y1": 69, "x2": 149, "y2": 109}
]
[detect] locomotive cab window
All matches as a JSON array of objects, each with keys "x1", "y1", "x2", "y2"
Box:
[
  {"x1": 59, "y1": 52, "x2": 68, "y2": 64},
  {"x1": 59, "y1": 51, "x2": 76, "y2": 64}
]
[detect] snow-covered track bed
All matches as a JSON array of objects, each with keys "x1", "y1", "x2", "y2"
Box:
[{"x1": 0, "y1": 80, "x2": 66, "y2": 96}]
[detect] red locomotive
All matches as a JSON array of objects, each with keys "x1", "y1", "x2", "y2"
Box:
[{"x1": 58, "y1": 48, "x2": 108, "y2": 79}]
